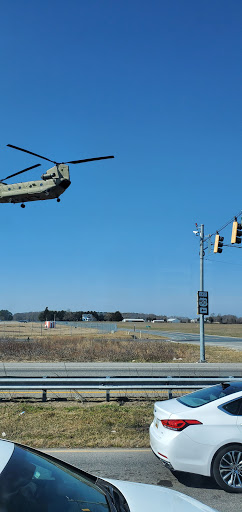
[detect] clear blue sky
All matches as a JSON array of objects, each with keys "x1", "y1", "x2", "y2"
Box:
[{"x1": 0, "y1": 0, "x2": 241, "y2": 317}]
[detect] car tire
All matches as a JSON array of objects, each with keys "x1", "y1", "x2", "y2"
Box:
[{"x1": 212, "y1": 444, "x2": 242, "y2": 493}]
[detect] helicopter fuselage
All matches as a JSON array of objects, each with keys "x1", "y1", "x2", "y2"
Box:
[{"x1": 0, "y1": 164, "x2": 71, "y2": 204}]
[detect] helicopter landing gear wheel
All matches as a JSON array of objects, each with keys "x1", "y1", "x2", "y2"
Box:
[
  {"x1": 57, "y1": 198, "x2": 60, "y2": 202},
  {"x1": 20, "y1": 203, "x2": 25, "y2": 208}
]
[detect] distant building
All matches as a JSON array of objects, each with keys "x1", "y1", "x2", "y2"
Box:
[
  {"x1": 167, "y1": 318, "x2": 180, "y2": 323},
  {"x1": 122, "y1": 318, "x2": 145, "y2": 322},
  {"x1": 82, "y1": 314, "x2": 95, "y2": 322},
  {"x1": 191, "y1": 318, "x2": 198, "y2": 323},
  {"x1": 152, "y1": 319, "x2": 164, "y2": 323}
]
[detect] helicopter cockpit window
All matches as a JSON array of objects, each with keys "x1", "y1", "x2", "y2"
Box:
[{"x1": 8, "y1": 188, "x2": 11, "y2": 191}]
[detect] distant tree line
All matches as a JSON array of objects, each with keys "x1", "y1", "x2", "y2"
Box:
[
  {"x1": 122, "y1": 313, "x2": 168, "y2": 321},
  {"x1": 13, "y1": 311, "x2": 40, "y2": 322},
  {"x1": 0, "y1": 310, "x2": 13, "y2": 321},
  {"x1": 207, "y1": 314, "x2": 242, "y2": 324},
  {"x1": 38, "y1": 307, "x2": 123, "y2": 322},
  {"x1": 6, "y1": 310, "x2": 242, "y2": 324}
]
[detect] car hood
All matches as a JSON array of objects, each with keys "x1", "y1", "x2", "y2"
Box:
[{"x1": 105, "y1": 479, "x2": 218, "y2": 512}]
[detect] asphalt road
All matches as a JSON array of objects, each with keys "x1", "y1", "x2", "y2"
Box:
[
  {"x1": 142, "y1": 329, "x2": 242, "y2": 350},
  {"x1": 45, "y1": 448, "x2": 238, "y2": 512}
]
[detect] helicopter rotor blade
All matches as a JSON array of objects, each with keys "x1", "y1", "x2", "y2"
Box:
[
  {"x1": 7, "y1": 144, "x2": 57, "y2": 164},
  {"x1": 66, "y1": 156, "x2": 114, "y2": 164},
  {"x1": 0, "y1": 164, "x2": 41, "y2": 182},
  {"x1": 7, "y1": 145, "x2": 114, "y2": 166}
]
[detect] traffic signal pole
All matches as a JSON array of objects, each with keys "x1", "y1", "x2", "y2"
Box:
[
  {"x1": 197, "y1": 214, "x2": 242, "y2": 362},
  {"x1": 199, "y1": 224, "x2": 205, "y2": 362}
]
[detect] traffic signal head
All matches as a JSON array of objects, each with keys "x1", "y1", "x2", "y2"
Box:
[
  {"x1": 231, "y1": 220, "x2": 242, "y2": 244},
  {"x1": 214, "y1": 234, "x2": 224, "y2": 253}
]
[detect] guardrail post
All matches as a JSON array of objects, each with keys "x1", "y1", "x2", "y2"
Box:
[
  {"x1": 106, "y1": 376, "x2": 110, "y2": 402},
  {"x1": 42, "y1": 377, "x2": 47, "y2": 402},
  {"x1": 167, "y1": 376, "x2": 173, "y2": 399}
]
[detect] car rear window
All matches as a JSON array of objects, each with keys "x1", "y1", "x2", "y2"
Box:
[{"x1": 177, "y1": 382, "x2": 242, "y2": 408}]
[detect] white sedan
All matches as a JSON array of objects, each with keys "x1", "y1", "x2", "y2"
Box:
[
  {"x1": 0, "y1": 439, "x2": 218, "y2": 511},
  {"x1": 149, "y1": 380, "x2": 242, "y2": 493}
]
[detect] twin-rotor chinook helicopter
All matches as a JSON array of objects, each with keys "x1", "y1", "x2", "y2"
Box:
[{"x1": 0, "y1": 144, "x2": 114, "y2": 208}]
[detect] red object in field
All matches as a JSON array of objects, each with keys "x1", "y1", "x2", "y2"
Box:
[{"x1": 45, "y1": 321, "x2": 55, "y2": 329}]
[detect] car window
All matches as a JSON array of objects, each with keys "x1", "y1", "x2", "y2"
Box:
[
  {"x1": 0, "y1": 445, "x2": 109, "y2": 512},
  {"x1": 177, "y1": 382, "x2": 242, "y2": 408},
  {"x1": 220, "y1": 398, "x2": 242, "y2": 416}
]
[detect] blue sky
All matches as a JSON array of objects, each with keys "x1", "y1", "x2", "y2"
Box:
[{"x1": 0, "y1": 0, "x2": 242, "y2": 317}]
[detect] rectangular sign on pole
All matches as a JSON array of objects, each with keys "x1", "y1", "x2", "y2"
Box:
[{"x1": 197, "y1": 291, "x2": 209, "y2": 315}]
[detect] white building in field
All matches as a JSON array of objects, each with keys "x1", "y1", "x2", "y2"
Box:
[
  {"x1": 82, "y1": 314, "x2": 95, "y2": 322},
  {"x1": 167, "y1": 318, "x2": 180, "y2": 323},
  {"x1": 122, "y1": 318, "x2": 145, "y2": 322}
]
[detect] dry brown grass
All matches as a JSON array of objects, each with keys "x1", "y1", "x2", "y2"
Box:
[
  {"x1": 0, "y1": 402, "x2": 153, "y2": 448},
  {"x1": 0, "y1": 322, "x2": 99, "y2": 338},
  {"x1": 0, "y1": 322, "x2": 159, "y2": 340},
  {"x1": 0, "y1": 321, "x2": 241, "y2": 363},
  {"x1": 0, "y1": 335, "x2": 241, "y2": 362},
  {"x1": 0, "y1": 336, "x2": 174, "y2": 362}
]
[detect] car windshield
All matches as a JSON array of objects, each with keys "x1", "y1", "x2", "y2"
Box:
[
  {"x1": 0, "y1": 444, "x2": 110, "y2": 512},
  {"x1": 177, "y1": 382, "x2": 242, "y2": 408}
]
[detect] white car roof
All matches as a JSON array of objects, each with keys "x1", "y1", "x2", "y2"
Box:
[{"x1": 0, "y1": 439, "x2": 14, "y2": 474}]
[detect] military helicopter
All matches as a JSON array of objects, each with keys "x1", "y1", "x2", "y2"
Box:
[{"x1": 0, "y1": 144, "x2": 114, "y2": 208}]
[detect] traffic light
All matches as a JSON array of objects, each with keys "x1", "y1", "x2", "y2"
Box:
[
  {"x1": 214, "y1": 233, "x2": 224, "y2": 253},
  {"x1": 231, "y1": 219, "x2": 242, "y2": 244}
]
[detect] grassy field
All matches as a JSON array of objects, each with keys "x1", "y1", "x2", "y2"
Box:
[
  {"x1": 0, "y1": 334, "x2": 241, "y2": 362},
  {"x1": 118, "y1": 321, "x2": 242, "y2": 337},
  {"x1": 0, "y1": 320, "x2": 240, "y2": 363},
  {"x1": 0, "y1": 322, "x2": 100, "y2": 338},
  {"x1": 3, "y1": 320, "x2": 242, "y2": 339},
  {"x1": 1, "y1": 320, "x2": 242, "y2": 339},
  {"x1": 0, "y1": 401, "x2": 153, "y2": 448}
]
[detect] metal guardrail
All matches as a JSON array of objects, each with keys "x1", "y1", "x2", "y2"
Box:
[{"x1": 0, "y1": 376, "x2": 237, "y2": 401}]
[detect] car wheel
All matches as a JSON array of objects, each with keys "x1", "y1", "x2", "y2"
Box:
[{"x1": 213, "y1": 444, "x2": 242, "y2": 493}]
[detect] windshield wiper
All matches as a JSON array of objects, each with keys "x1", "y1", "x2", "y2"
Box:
[
  {"x1": 66, "y1": 496, "x2": 109, "y2": 509},
  {"x1": 96, "y1": 480, "x2": 130, "y2": 512}
]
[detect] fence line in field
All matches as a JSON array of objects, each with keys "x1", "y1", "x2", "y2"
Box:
[{"x1": 0, "y1": 321, "x2": 117, "y2": 337}]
